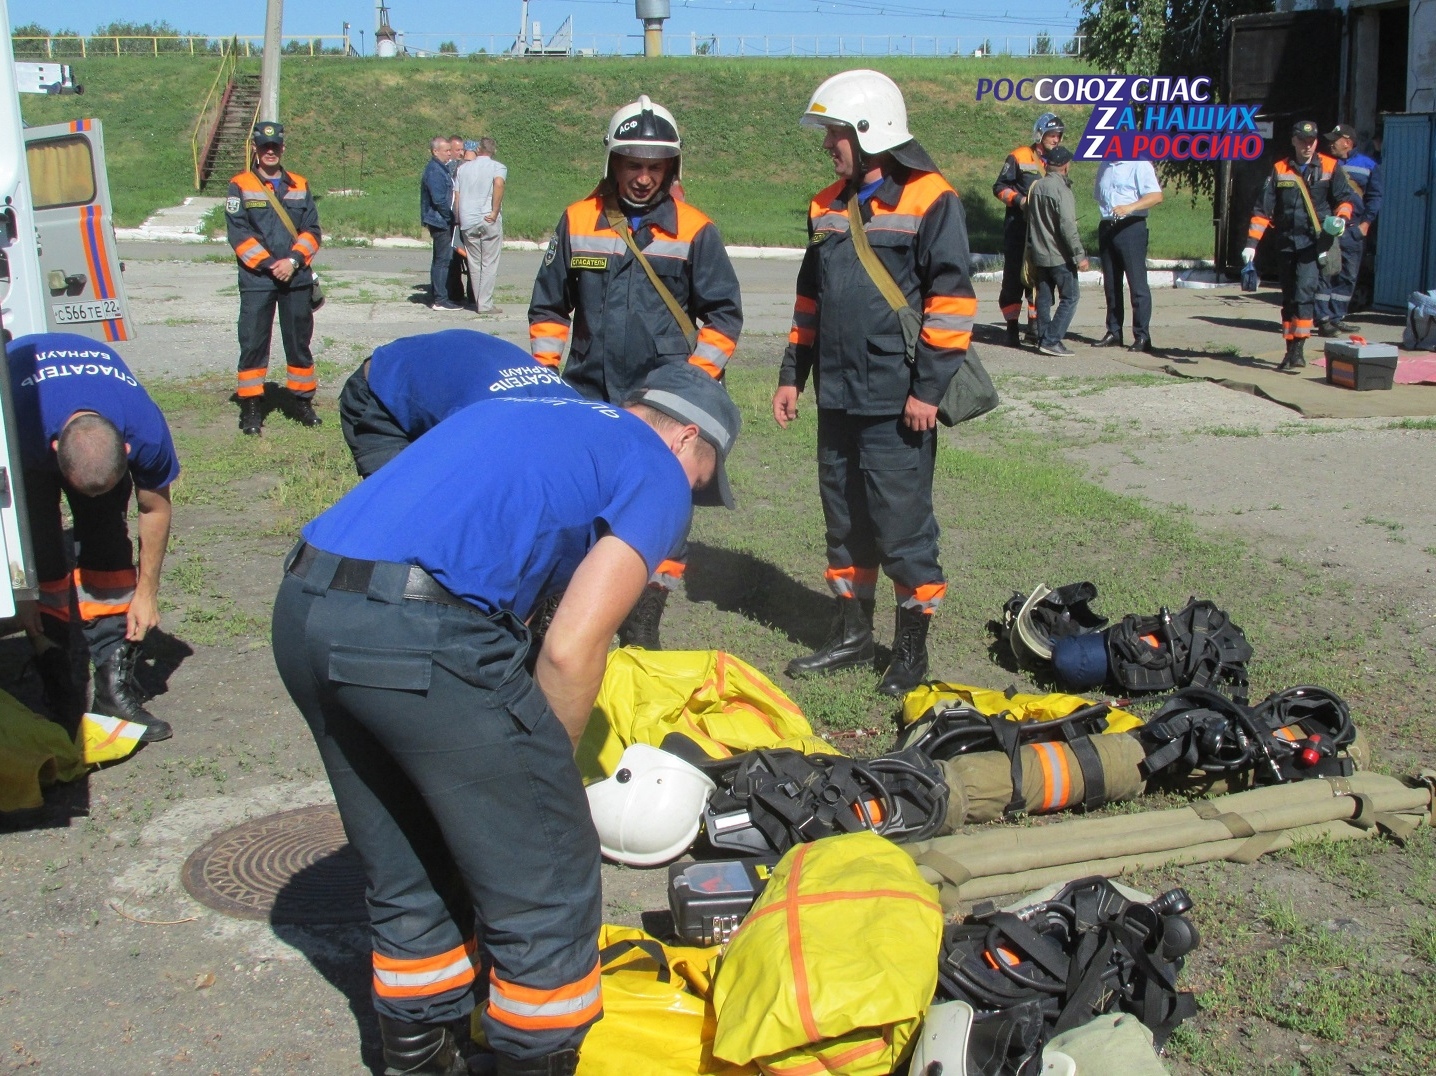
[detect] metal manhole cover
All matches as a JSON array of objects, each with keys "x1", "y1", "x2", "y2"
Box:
[{"x1": 181, "y1": 804, "x2": 367, "y2": 924}]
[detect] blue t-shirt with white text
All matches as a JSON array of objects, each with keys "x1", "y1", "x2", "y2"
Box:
[
  {"x1": 366, "y1": 329, "x2": 578, "y2": 438},
  {"x1": 7, "y1": 333, "x2": 180, "y2": 491},
  {"x1": 303, "y1": 396, "x2": 691, "y2": 618}
]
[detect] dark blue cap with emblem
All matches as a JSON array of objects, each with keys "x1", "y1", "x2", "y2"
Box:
[{"x1": 253, "y1": 121, "x2": 285, "y2": 147}]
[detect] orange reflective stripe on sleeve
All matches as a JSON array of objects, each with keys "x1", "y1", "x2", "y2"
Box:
[
  {"x1": 74, "y1": 566, "x2": 136, "y2": 620},
  {"x1": 372, "y1": 939, "x2": 477, "y2": 1000},
  {"x1": 530, "y1": 321, "x2": 570, "y2": 365},
  {"x1": 1335, "y1": 203, "x2": 1353, "y2": 220},
  {"x1": 235, "y1": 237, "x2": 270, "y2": 269},
  {"x1": 293, "y1": 232, "x2": 320, "y2": 261},
  {"x1": 1248, "y1": 216, "x2": 1270, "y2": 243},
  {"x1": 1032, "y1": 741, "x2": 1074, "y2": 812},
  {"x1": 922, "y1": 293, "x2": 978, "y2": 351},
  {"x1": 691, "y1": 326, "x2": 736, "y2": 378},
  {"x1": 487, "y1": 961, "x2": 602, "y2": 1031}
]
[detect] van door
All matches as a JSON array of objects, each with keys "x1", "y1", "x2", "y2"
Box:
[{"x1": 24, "y1": 119, "x2": 134, "y2": 343}]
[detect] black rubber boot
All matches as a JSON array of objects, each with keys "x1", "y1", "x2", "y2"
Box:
[
  {"x1": 1004, "y1": 321, "x2": 1020, "y2": 348},
  {"x1": 91, "y1": 642, "x2": 172, "y2": 742},
  {"x1": 239, "y1": 397, "x2": 264, "y2": 436},
  {"x1": 617, "y1": 585, "x2": 668, "y2": 649},
  {"x1": 495, "y1": 1051, "x2": 579, "y2": 1076},
  {"x1": 1276, "y1": 338, "x2": 1307, "y2": 373},
  {"x1": 877, "y1": 605, "x2": 932, "y2": 698},
  {"x1": 292, "y1": 394, "x2": 323, "y2": 427},
  {"x1": 377, "y1": 1016, "x2": 469, "y2": 1076},
  {"x1": 786, "y1": 598, "x2": 875, "y2": 677}
]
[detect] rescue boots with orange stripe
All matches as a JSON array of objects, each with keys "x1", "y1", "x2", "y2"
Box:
[
  {"x1": 617, "y1": 584, "x2": 668, "y2": 649},
  {"x1": 91, "y1": 642, "x2": 172, "y2": 742},
  {"x1": 1276, "y1": 338, "x2": 1307, "y2": 374},
  {"x1": 377, "y1": 1016, "x2": 469, "y2": 1075},
  {"x1": 495, "y1": 1051, "x2": 579, "y2": 1076},
  {"x1": 877, "y1": 605, "x2": 931, "y2": 698},
  {"x1": 239, "y1": 397, "x2": 264, "y2": 436},
  {"x1": 786, "y1": 598, "x2": 875, "y2": 677}
]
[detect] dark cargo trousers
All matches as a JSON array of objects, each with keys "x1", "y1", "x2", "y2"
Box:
[
  {"x1": 338, "y1": 360, "x2": 410, "y2": 478},
  {"x1": 1277, "y1": 246, "x2": 1321, "y2": 340},
  {"x1": 1313, "y1": 228, "x2": 1365, "y2": 325},
  {"x1": 237, "y1": 285, "x2": 316, "y2": 399},
  {"x1": 26, "y1": 468, "x2": 135, "y2": 668},
  {"x1": 272, "y1": 555, "x2": 603, "y2": 1060},
  {"x1": 997, "y1": 210, "x2": 1035, "y2": 328},
  {"x1": 817, "y1": 410, "x2": 945, "y2": 613}
]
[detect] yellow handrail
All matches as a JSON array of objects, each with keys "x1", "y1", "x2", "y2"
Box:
[{"x1": 189, "y1": 38, "x2": 239, "y2": 190}]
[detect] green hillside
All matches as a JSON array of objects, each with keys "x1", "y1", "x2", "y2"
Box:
[{"x1": 20, "y1": 55, "x2": 1214, "y2": 258}]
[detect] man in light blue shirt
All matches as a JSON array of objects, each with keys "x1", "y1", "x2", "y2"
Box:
[{"x1": 1094, "y1": 160, "x2": 1163, "y2": 352}]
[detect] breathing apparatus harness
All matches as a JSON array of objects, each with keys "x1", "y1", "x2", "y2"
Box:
[
  {"x1": 1138, "y1": 684, "x2": 1355, "y2": 785},
  {"x1": 1105, "y1": 598, "x2": 1253, "y2": 703},
  {"x1": 937, "y1": 876, "x2": 1200, "y2": 1074},
  {"x1": 701, "y1": 747, "x2": 949, "y2": 857}
]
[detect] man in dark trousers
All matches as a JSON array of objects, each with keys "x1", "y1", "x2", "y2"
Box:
[
  {"x1": 773, "y1": 69, "x2": 976, "y2": 698},
  {"x1": 421, "y1": 135, "x2": 460, "y2": 311},
  {"x1": 993, "y1": 112, "x2": 1064, "y2": 346},
  {"x1": 339, "y1": 329, "x2": 578, "y2": 477},
  {"x1": 1025, "y1": 146, "x2": 1089, "y2": 357},
  {"x1": 225, "y1": 120, "x2": 323, "y2": 435},
  {"x1": 528, "y1": 95, "x2": 743, "y2": 649},
  {"x1": 272, "y1": 363, "x2": 740, "y2": 1076},
  {"x1": 1093, "y1": 157, "x2": 1163, "y2": 352},
  {"x1": 1315, "y1": 123, "x2": 1382, "y2": 335},
  {"x1": 1245, "y1": 120, "x2": 1360, "y2": 372},
  {"x1": 8, "y1": 333, "x2": 179, "y2": 741}
]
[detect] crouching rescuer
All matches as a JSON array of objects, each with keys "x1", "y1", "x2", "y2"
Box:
[
  {"x1": 527, "y1": 95, "x2": 743, "y2": 649},
  {"x1": 773, "y1": 69, "x2": 977, "y2": 697},
  {"x1": 272, "y1": 363, "x2": 741, "y2": 1075},
  {"x1": 7, "y1": 333, "x2": 179, "y2": 741}
]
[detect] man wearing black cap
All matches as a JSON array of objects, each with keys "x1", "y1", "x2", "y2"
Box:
[
  {"x1": 1315, "y1": 124, "x2": 1382, "y2": 335},
  {"x1": 225, "y1": 121, "x2": 323, "y2": 434},
  {"x1": 528, "y1": 95, "x2": 743, "y2": 649},
  {"x1": 273, "y1": 362, "x2": 739, "y2": 1076},
  {"x1": 774, "y1": 69, "x2": 976, "y2": 698},
  {"x1": 1024, "y1": 145, "x2": 1089, "y2": 357},
  {"x1": 1244, "y1": 120, "x2": 1360, "y2": 372}
]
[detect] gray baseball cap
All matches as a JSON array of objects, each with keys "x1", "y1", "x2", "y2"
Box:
[{"x1": 626, "y1": 364, "x2": 741, "y2": 509}]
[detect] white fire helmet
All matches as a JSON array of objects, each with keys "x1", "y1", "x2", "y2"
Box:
[
  {"x1": 586, "y1": 743, "x2": 716, "y2": 867},
  {"x1": 800, "y1": 69, "x2": 913, "y2": 156},
  {"x1": 604, "y1": 94, "x2": 683, "y2": 179},
  {"x1": 1011, "y1": 582, "x2": 1056, "y2": 666}
]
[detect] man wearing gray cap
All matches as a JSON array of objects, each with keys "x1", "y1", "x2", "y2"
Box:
[
  {"x1": 272, "y1": 362, "x2": 739, "y2": 1076},
  {"x1": 1024, "y1": 144, "x2": 1089, "y2": 357}
]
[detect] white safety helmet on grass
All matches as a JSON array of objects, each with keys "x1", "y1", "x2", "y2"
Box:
[
  {"x1": 586, "y1": 743, "x2": 715, "y2": 867},
  {"x1": 1011, "y1": 582, "x2": 1056, "y2": 666},
  {"x1": 800, "y1": 69, "x2": 913, "y2": 156},
  {"x1": 605, "y1": 94, "x2": 683, "y2": 178}
]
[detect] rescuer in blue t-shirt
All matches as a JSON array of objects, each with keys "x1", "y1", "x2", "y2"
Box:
[
  {"x1": 272, "y1": 363, "x2": 740, "y2": 1076},
  {"x1": 7, "y1": 333, "x2": 181, "y2": 741},
  {"x1": 337, "y1": 328, "x2": 579, "y2": 476}
]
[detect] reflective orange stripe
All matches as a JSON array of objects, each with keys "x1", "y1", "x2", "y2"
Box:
[
  {"x1": 234, "y1": 237, "x2": 269, "y2": 269},
  {"x1": 689, "y1": 355, "x2": 722, "y2": 378},
  {"x1": 487, "y1": 961, "x2": 601, "y2": 1031},
  {"x1": 1033, "y1": 742, "x2": 1073, "y2": 812},
  {"x1": 765, "y1": 1039, "x2": 889, "y2": 1076},
  {"x1": 293, "y1": 232, "x2": 320, "y2": 260},
  {"x1": 1275, "y1": 725, "x2": 1301, "y2": 742},
  {"x1": 287, "y1": 365, "x2": 317, "y2": 390},
  {"x1": 896, "y1": 582, "x2": 946, "y2": 614},
  {"x1": 921, "y1": 328, "x2": 972, "y2": 350},
  {"x1": 1335, "y1": 203, "x2": 1353, "y2": 219},
  {"x1": 237, "y1": 368, "x2": 267, "y2": 398},
  {"x1": 794, "y1": 296, "x2": 817, "y2": 315},
  {"x1": 75, "y1": 566, "x2": 135, "y2": 620},
  {"x1": 655, "y1": 559, "x2": 685, "y2": 580},
  {"x1": 924, "y1": 295, "x2": 977, "y2": 316},
  {"x1": 785, "y1": 844, "x2": 822, "y2": 1043},
  {"x1": 38, "y1": 578, "x2": 71, "y2": 621},
  {"x1": 789, "y1": 325, "x2": 815, "y2": 347},
  {"x1": 824, "y1": 565, "x2": 878, "y2": 600},
  {"x1": 373, "y1": 939, "x2": 476, "y2": 1000}
]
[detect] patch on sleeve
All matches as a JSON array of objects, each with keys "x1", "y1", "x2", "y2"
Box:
[
  {"x1": 543, "y1": 235, "x2": 558, "y2": 266},
  {"x1": 226, "y1": 196, "x2": 241, "y2": 214}
]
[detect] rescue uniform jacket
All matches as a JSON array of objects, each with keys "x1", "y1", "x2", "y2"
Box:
[
  {"x1": 1026, "y1": 172, "x2": 1085, "y2": 268},
  {"x1": 421, "y1": 156, "x2": 455, "y2": 230},
  {"x1": 993, "y1": 145, "x2": 1046, "y2": 218},
  {"x1": 528, "y1": 190, "x2": 743, "y2": 402},
  {"x1": 1339, "y1": 153, "x2": 1382, "y2": 227},
  {"x1": 1247, "y1": 153, "x2": 1360, "y2": 253},
  {"x1": 225, "y1": 169, "x2": 321, "y2": 293},
  {"x1": 778, "y1": 168, "x2": 977, "y2": 415}
]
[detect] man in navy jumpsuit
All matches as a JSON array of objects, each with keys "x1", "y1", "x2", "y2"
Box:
[
  {"x1": 338, "y1": 329, "x2": 579, "y2": 477},
  {"x1": 8, "y1": 333, "x2": 179, "y2": 741},
  {"x1": 272, "y1": 363, "x2": 740, "y2": 1076}
]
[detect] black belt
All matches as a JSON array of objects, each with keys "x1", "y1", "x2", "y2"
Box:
[{"x1": 288, "y1": 543, "x2": 471, "y2": 609}]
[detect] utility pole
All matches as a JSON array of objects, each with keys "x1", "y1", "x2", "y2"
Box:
[{"x1": 260, "y1": 0, "x2": 283, "y2": 121}]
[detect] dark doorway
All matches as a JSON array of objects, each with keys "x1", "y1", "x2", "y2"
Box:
[{"x1": 1376, "y1": 5, "x2": 1410, "y2": 117}]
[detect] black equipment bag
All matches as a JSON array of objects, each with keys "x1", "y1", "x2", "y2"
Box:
[{"x1": 1105, "y1": 598, "x2": 1252, "y2": 702}]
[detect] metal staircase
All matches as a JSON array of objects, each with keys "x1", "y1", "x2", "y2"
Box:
[{"x1": 191, "y1": 45, "x2": 261, "y2": 190}]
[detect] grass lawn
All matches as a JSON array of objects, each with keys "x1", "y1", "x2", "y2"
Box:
[{"x1": 21, "y1": 55, "x2": 1214, "y2": 258}]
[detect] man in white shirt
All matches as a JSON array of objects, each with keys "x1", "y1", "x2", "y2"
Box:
[
  {"x1": 1093, "y1": 160, "x2": 1163, "y2": 352},
  {"x1": 455, "y1": 137, "x2": 508, "y2": 314}
]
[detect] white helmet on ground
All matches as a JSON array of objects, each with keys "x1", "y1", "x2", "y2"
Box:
[
  {"x1": 586, "y1": 743, "x2": 715, "y2": 867},
  {"x1": 605, "y1": 95, "x2": 683, "y2": 178},
  {"x1": 800, "y1": 69, "x2": 912, "y2": 156}
]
